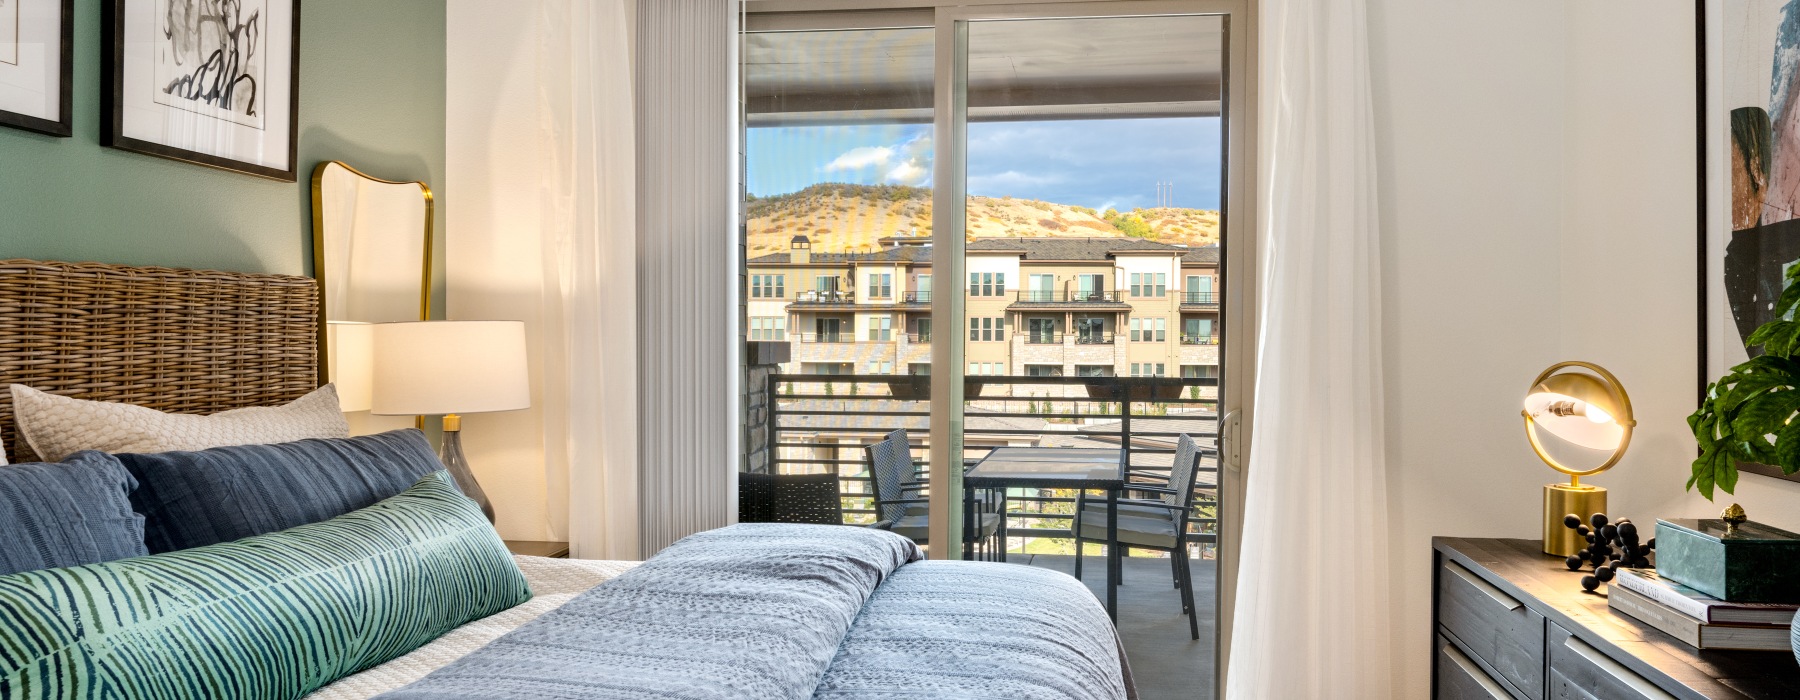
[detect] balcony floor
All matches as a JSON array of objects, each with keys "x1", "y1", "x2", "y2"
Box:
[{"x1": 1019, "y1": 554, "x2": 1217, "y2": 700}]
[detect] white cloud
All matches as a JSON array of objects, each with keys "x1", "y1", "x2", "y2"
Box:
[
  {"x1": 886, "y1": 161, "x2": 928, "y2": 185},
  {"x1": 823, "y1": 146, "x2": 895, "y2": 171}
]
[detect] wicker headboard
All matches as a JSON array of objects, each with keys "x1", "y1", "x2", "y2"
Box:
[{"x1": 0, "y1": 260, "x2": 320, "y2": 463}]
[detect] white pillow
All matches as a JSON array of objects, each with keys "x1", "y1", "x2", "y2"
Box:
[{"x1": 9, "y1": 384, "x2": 351, "y2": 462}]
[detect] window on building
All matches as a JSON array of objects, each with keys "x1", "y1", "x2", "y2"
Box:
[
  {"x1": 914, "y1": 318, "x2": 932, "y2": 342},
  {"x1": 1129, "y1": 272, "x2": 1167, "y2": 298},
  {"x1": 749, "y1": 317, "x2": 786, "y2": 341},
  {"x1": 1182, "y1": 364, "x2": 1219, "y2": 379},
  {"x1": 968, "y1": 316, "x2": 1005, "y2": 342},
  {"x1": 1131, "y1": 318, "x2": 1164, "y2": 342},
  {"x1": 1028, "y1": 273, "x2": 1055, "y2": 302},
  {"x1": 1075, "y1": 273, "x2": 1106, "y2": 301},
  {"x1": 867, "y1": 316, "x2": 892, "y2": 340},
  {"x1": 968, "y1": 362, "x2": 1003, "y2": 376},
  {"x1": 969, "y1": 272, "x2": 1008, "y2": 297},
  {"x1": 909, "y1": 362, "x2": 930, "y2": 375},
  {"x1": 1130, "y1": 363, "x2": 1167, "y2": 377},
  {"x1": 1076, "y1": 365, "x2": 1113, "y2": 378},
  {"x1": 751, "y1": 274, "x2": 785, "y2": 298},
  {"x1": 1075, "y1": 316, "x2": 1106, "y2": 343},
  {"x1": 814, "y1": 317, "x2": 843, "y2": 343},
  {"x1": 868, "y1": 273, "x2": 892, "y2": 299},
  {"x1": 1026, "y1": 364, "x2": 1062, "y2": 377},
  {"x1": 1027, "y1": 317, "x2": 1056, "y2": 343},
  {"x1": 1154, "y1": 317, "x2": 1166, "y2": 342},
  {"x1": 868, "y1": 361, "x2": 892, "y2": 374},
  {"x1": 915, "y1": 274, "x2": 932, "y2": 302},
  {"x1": 1184, "y1": 317, "x2": 1214, "y2": 343}
]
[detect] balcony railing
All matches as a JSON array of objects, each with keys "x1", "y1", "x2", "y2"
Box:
[
  {"x1": 1181, "y1": 334, "x2": 1219, "y2": 346},
  {"x1": 792, "y1": 290, "x2": 852, "y2": 304},
  {"x1": 1074, "y1": 332, "x2": 1116, "y2": 345},
  {"x1": 904, "y1": 291, "x2": 932, "y2": 303},
  {"x1": 796, "y1": 333, "x2": 854, "y2": 343},
  {"x1": 907, "y1": 331, "x2": 932, "y2": 343},
  {"x1": 1024, "y1": 332, "x2": 1062, "y2": 345},
  {"x1": 1014, "y1": 290, "x2": 1123, "y2": 304},
  {"x1": 1183, "y1": 291, "x2": 1218, "y2": 305},
  {"x1": 762, "y1": 374, "x2": 1220, "y2": 548}
]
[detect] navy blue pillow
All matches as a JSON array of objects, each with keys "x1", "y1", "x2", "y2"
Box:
[
  {"x1": 0, "y1": 451, "x2": 148, "y2": 575},
  {"x1": 116, "y1": 429, "x2": 450, "y2": 553}
]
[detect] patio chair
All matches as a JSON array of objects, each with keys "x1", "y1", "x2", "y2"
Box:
[
  {"x1": 737, "y1": 471, "x2": 845, "y2": 525},
  {"x1": 1071, "y1": 433, "x2": 1205, "y2": 640},
  {"x1": 863, "y1": 429, "x2": 1003, "y2": 559}
]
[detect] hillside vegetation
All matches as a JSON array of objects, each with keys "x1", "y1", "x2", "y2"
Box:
[{"x1": 747, "y1": 183, "x2": 1220, "y2": 257}]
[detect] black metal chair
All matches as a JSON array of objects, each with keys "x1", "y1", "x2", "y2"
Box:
[
  {"x1": 863, "y1": 429, "x2": 1002, "y2": 559},
  {"x1": 1071, "y1": 434, "x2": 1205, "y2": 639},
  {"x1": 737, "y1": 471, "x2": 844, "y2": 525}
]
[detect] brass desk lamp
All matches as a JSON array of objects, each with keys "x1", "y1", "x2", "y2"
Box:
[{"x1": 1522, "y1": 361, "x2": 1635, "y2": 557}]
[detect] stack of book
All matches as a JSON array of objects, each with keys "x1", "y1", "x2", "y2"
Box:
[{"x1": 1609, "y1": 568, "x2": 1797, "y2": 651}]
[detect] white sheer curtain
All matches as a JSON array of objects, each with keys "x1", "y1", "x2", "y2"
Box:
[
  {"x1": 537, "y1": 0, "x2": 641, "y2": 561},
  {"x1": 1225, "y1": 0, "x2": 1393, "y2": 697}
]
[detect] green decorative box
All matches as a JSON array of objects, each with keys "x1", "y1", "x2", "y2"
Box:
[{"x1": 1655, "y1": 519, "x2": 1800, "y2": 604}]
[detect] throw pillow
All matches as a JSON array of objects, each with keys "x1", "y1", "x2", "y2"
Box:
[
  {"x1": 9, "y1": 383, "x2": 350, "y2": 462},
  {"x1": 116, "y1": 429, "x2": 449, "y2": 553},
  {"x1": 0, "y1": 451, "x2": 147, "y2": 575},
  {"x1": 0, "y1": 472, "x2": 530, "y2": 700}
]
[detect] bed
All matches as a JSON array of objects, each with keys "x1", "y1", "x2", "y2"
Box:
[{"x1": 0, "y1": 259, "x2": 1135, "y2": 700}]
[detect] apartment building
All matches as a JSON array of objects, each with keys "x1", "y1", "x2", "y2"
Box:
[{"x1": 747, "y1": 235, "x2": 1220, "y2": 379}]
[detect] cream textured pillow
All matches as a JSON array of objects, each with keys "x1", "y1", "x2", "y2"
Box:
[{"x1": 10, "y1": 384, "x2": 350, "y2": 462}]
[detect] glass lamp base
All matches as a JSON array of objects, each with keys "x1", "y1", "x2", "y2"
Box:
[{"x1": 439, "y1": 426, "x2": 496, "y2": 523}]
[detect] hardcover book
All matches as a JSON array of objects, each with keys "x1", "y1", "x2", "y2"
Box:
[
  {"x1": 1612, "y1": 568, "x2": 1797, "y2": 626},
  {"x1": 1608, "y1": 586, "x2": 1794, "y2": 651}
]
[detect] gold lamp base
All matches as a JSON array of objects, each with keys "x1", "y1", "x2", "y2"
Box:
[{"x1": 1543, "y1": 483, "x2": 1607, "y2": 557}]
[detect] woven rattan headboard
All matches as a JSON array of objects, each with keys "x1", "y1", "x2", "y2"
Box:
[{"x1": 0, "y1": 260, "x2": 320, "y2": 463}]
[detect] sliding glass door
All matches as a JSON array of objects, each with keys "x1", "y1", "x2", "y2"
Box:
[{"x1": 744, "y1": 3, "x2": 1251, "y2": 697}]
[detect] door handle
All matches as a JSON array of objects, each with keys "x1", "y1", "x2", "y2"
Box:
[{"x1": 1221, "y1": 410, "x2": 1242, "y2": 472}]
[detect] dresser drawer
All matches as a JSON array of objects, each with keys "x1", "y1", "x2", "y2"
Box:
[
  {"x1": 1438, "y1": 560, "x2": 1545, "y2": 699},
  {"x1": 1546, "y1": 623, "x2": 1677, "y2": 700},
  {"x1": 1436, "y1": 633, "x2": 1521, "y2": 699}
]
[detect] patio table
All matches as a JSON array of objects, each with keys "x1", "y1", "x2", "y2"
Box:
[{"x1": 964, "y1": 446, "x2": 1124, "y2": 620}]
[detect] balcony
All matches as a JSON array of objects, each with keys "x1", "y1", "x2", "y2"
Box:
[
  {"x1": 753, "y1": 373, "x2": 1219, "y2": 695},
  {"x1": 1009, "y1": 290, "x2": 1132, "y2": 310},
  {"x1": 1181, "y1": 334, "x2": 1218, "y2": 346},
  {"x1": 797, "y1": 333, "x2": 852, "y2": 343},
  {"x1": 788, "y1": 290, "x2": 932, "y2": 312},
  {"x1": 1180, "y1": 291, "x2": 1220, "y2": 311}
]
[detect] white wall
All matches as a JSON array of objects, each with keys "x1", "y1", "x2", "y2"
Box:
[
  {"x1": 1372, "y1": 1, "x2": 1800, "y2": 695},
  {"x1": 445, "y1": 0, "x2": 560, "y2": 541}
]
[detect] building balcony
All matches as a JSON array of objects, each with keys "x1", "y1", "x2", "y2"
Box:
[
  {"x1": 1180, "y1": 291, "x2": 1220, "y2": 311},
  {"x1": 1008, "y1": 290, "x2": 1132, "y2": 310},
  {"x1": 788, "y1": 290, "x2": 932, "y2": 311},
  {"x1": 1180, "y1": 334, "x2": 1218, "y2": 346}
]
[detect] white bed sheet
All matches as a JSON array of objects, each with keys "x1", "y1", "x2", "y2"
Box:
[{"x1": 304, "y1": 555, "x2": 639, "y2": 700}]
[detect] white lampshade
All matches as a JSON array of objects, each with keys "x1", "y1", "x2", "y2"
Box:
[
  {"x1": 369, "y1": 320, "x2": 530, "y2": 416},
  {"x1": 326, "y1": 321, "x2": 375, "y2": 412}
]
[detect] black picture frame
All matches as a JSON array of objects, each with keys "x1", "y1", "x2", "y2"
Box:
[
  {"x1": 101, "y1": 0, "x2": 301, "y2": 181},
  {"x1": 1695, "y1": 0, "x2": 1800, "y2": 486},
  {"x1": 0, "y1": 0, "x2": 74, "y2": 137}
]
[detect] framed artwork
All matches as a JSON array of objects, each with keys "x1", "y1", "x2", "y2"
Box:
[
  {"x1": 102, "y1": 0, "x2": 300, "y2": 181},
  {"x1": 0, "y1": 0, "x2": 72, "y2": 136},
  {"x1": 1699, "y1": 0, "x2": 1800, "y2": 484}
]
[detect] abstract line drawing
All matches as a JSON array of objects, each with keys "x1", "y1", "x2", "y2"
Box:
[
  {"x1": 152, "y1": 0, "x2": 265, "y2": 129},
  {"x1": 1, "y1": 0, "x2": 19, "y2": 67}
]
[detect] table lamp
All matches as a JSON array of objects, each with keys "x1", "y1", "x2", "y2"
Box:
[
  {"x1": 370, "y1": 320, "x2": 530, "y2": 523},
  {"x1": 1522, "y1": 361, "x2": 1635, "y2": 557},
  {"x1": 325, "y1": 321, "x2": 375, "y2": 412}
]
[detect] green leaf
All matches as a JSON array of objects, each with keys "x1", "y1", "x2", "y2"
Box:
[
  {"x1": 1691, "y1": 453, "x2": 1717, "y2": 500},
  {"x1": 1719, "y1": 451, "x2": 1741, "y2": 495},
  {"x1": 1732, "y1": 388, "x2": 1800, "y2": 443},
  {"x1": 1776, "y1": 280, "x2": 1800, "y2": 321},
  {"x1": 1719, "y1": 371, "x2": 1789, "y2": 413}
]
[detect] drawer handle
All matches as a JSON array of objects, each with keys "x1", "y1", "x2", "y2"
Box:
[
  {"x1": 1446, "y1": 561, "x2": 1523, "y2": 611},
  {"x1": 1562, "y1": 636, "x2": 1677, "y2": 700},
  {"x1": 1442, "y1": 642, "x2": 1513, "y2": 700}
]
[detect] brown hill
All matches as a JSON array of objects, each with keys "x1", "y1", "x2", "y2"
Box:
[{"x1": 746, "y1": 183, "x2": 1219, "y2": 257}]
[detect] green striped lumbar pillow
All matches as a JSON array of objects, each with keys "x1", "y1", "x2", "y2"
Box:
[{"x1": 0, "y1": 471, "x2": 530, "y2": 700}]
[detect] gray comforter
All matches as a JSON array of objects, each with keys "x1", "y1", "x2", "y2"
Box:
[{"x1": 380, "y1": 524, "x2": 1131, "y2": 700}]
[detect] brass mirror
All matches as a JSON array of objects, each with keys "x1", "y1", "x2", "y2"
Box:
[{"x1": 311, "y1": 161, "x2": 434, "y2": 433}]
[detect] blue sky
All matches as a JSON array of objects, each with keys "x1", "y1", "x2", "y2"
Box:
[{"x1": 747, "y1": 117, "x2": 1223, "y2": 211}]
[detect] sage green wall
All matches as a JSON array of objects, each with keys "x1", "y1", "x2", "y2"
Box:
[{"x1": 0, "y1": 0, "x2": 447, "y2": 288}]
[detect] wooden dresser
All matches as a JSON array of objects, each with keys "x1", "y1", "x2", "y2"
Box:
[{"x1": 1433, "y1": 538, "x2": 1800, "y2": 699}]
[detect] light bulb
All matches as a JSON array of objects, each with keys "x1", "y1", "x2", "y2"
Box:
[{"x1": 1584, "y1": 404, "x2": 1612, "y2": 424}]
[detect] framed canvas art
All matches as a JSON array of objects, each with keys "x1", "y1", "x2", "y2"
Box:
[
  {"x1": 1700, "y1": 0, "x2": 1800, "y2": 484},
  {"x1": 0, "y1": 0, "x2": 72, "y2": 136},
  {"x1": 102, "y1": 0, "x2": 300, "y2": 181}
]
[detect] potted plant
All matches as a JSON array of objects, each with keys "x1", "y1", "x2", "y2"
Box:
[{"x1": 1689, "y1": 263, "x2": 1800, "y2": 500}]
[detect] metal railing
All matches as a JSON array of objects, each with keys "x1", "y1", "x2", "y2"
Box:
[
  {"x1": 1014, "y1": 290, "x2": 1123, "y2": 304},
  {"x1": 1181, "y1": 334, "x2": 1219, "y2": 346},
  {"x1": 907, "y1": 331, "x2": 932, "y2": 343},
  {"x1": 1024, "y1": 332, "x2": 1062, "y2": 345},
  {"x1": 1183, "y1": 291, "x2": 1218, "y2": 305},
  {"x1": 1074, "y1": 332, "x2": 1116, "y2": 344},
  {"x1": 904, "y1": 291, "x2": 931, "y2": 303},
  {"x1": 764, "y1": 373, "x2": 1220, "y2": 548},
  {"x1": 792, "y1": 290, "x2": 852, "y2": 304},
  {"x1": 796, "y1": 333, "x2": 856, "y2": 343}
]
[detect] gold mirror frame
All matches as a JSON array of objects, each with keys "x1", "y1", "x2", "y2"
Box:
[{"x1": 308, "y1": 160, "x2": 435, "y2": 385}]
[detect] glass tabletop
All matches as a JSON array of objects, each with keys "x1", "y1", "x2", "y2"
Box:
[{"x1": 965, "y1": 447, "x2": 1124, "y2": 487}]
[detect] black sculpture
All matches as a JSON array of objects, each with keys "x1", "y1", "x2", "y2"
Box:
[{"x1": 1561, "y1": 512, "x2": 1656, "y2": 593}]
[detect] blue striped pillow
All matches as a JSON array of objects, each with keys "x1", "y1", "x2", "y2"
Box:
[
  {"x1": 0, "y1": 451, "x2": 147, "y2": 575},
  {"x1": 0, "y1": 471, "x2": 530, "y2": 699}
]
